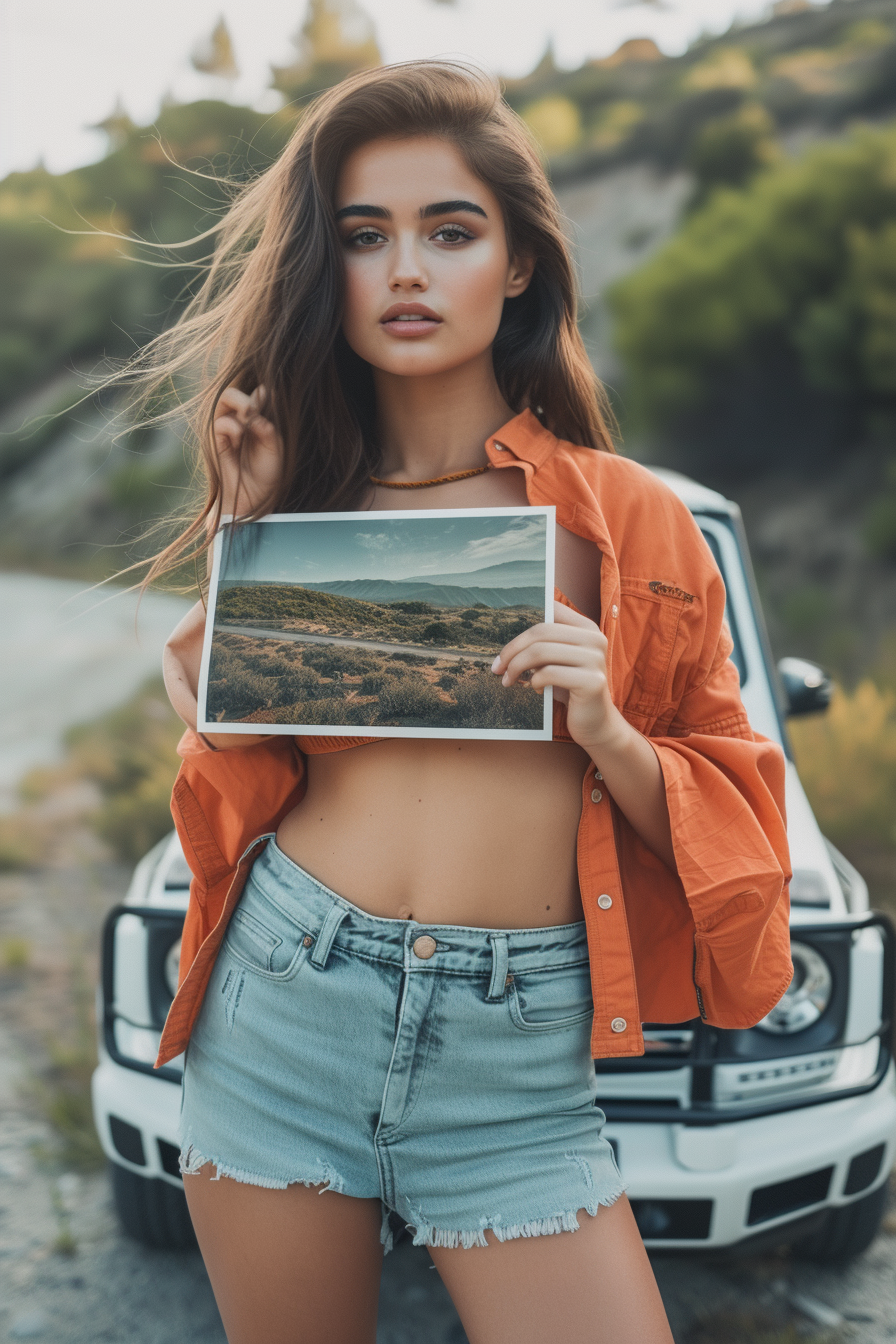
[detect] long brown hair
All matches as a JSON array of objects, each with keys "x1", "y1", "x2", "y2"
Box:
[{"x1": 119, "y1": 60, "x2": 616, "y2": 587}]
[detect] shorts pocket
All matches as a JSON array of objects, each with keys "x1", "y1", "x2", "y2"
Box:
[
  {"x1": 223, "y1": 889, "x2": 311, "y2": 981},
  {"x1": 506, "y1": 962, "x2": 593, "y2": 1033}
]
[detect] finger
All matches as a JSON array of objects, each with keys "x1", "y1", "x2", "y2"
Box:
[
  {"x1": 553, "y1": 600, "x2": 599, "y2": 629},
  {"x1": 529, "y1": 665, "x2": 605, "y2": 693},
  {"x1": 502, "y1": 642, "x2": 602, "y2": 685},
  {"x1": 493, "y1": 623, "x2": 605, "y2": 673},
  {"x1": 213, "y1": 416, "x2": 246, "y2": 453},
  {"x1": 216, "y1": 386, "x2": 253, "y2": 421},
  {"x1": 247, "y1": 415, "x2": 282, "y2": 447}
]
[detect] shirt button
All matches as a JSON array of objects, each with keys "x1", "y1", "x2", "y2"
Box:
[
  {"x1": 413, "y1": 935, "x2": 437, "y2": 960},
  {"x1": 611, "y1": 604, "x2": 619, "y2": 619},
  {"x1": 611, "y1": 1017, "x2": 627, "y2": 1033},
  {"x1": 493, "y1": 442, "x2": 507, "y2": 451},
  {"x1": 594, "y1": 769, "x2": 602, "y2": 781},
  {"x1": 597, "y1": 894, "x2": 613, "y2": 910},
  {"x1": 303, "y1": 935, "x2": 313, "y2": 948},
  {"x1": 591, "y1": 789, "x2": 603, "y2": 803}
]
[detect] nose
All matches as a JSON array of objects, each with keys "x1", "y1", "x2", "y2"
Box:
[{"x1": 388, "y1": 232, "x2": 428, "y2": 293}]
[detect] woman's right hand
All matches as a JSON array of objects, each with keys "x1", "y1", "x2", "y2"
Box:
[
  {"x1": 213, "y1": 385, "x2": 284, "y2": 519},
  {"x1": 163, "y1": 600, "x2": 272, "y2": 748}
]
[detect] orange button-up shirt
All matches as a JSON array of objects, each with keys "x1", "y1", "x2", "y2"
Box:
[{"x1": 156, "y1": 410, "x2": 792, "y2": 1069}]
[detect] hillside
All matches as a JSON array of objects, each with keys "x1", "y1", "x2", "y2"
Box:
[
  {"x1": 214, "y1": 583, "x2": 539, "y2": 653},
  {"x1": 297, "y1": 579, "x2": 544, "y2": 608},
  {"x1": 5, "y1": 0, "x2": 896, "y2": 684}
]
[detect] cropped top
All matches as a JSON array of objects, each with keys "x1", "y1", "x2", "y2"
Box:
[
  {"x1": 157, "y1": 410, "x2": 792, "y2": 1069},
  {"x1": 295, "y1": 586, "x2": 579, "y2": 754}
]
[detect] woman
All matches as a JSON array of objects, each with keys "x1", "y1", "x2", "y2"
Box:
[{"x1": 146, "y1": 61, "x2": 791, "y2": 1344}]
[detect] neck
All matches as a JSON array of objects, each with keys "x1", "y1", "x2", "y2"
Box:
[{"x1": 373, "y1": 352, "x2": 515, "y2": 479}]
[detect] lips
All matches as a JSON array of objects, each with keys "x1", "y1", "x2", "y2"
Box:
[{"x1": 379, "y1": 302, "x2": 442, "y2": 336}]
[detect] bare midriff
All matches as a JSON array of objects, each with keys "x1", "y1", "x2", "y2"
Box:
[
  {"x1": 275, "y1": 465, "x2": 602, "y2": 930},
  {"x1": 276, "y1": 736, "x2": 592, "y2": 928}
]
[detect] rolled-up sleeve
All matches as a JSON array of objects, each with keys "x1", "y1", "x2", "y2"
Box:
[{"x1": 649, "y1": 620, "x2": 793, "y2": 1027}]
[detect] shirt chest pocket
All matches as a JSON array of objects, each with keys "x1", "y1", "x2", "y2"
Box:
[{"x1": 617, "y1": 577, "x2": 690, "y2": 725}]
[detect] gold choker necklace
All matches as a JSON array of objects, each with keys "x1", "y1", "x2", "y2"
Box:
[{"x1": 370, "y1": 464, "x2": 491, "y2": 489}]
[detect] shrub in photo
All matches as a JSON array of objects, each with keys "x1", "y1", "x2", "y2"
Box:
[{"x1": 452, "y1": 671, "x2": 543, "y2": 730}]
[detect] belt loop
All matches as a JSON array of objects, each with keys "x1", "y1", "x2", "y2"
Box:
[
  {"x1": 238, "y1": 832, "x2": 276, "y2": 866},
  {"x1": 486, "y1": 933, "x2": 509, "y2": 1001},
  {"x1": 311, "y1": 904, "x2": 348, "y2": 969}
]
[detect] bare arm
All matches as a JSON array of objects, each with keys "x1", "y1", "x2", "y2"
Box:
[
  {"x1": 493, "y1": 602, "x2": 675, "y2": 870},
  {"x1": 163, "y1": 600, "x2": 273, "y2": 749},
  {"x1": 162, "y1": 383, "x2": 285, "y2": 750},
  {"x1": 577, "y1": 709, "x2": 674, "y2": 871}
]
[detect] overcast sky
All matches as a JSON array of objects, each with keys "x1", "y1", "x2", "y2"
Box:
[
  {"x1": 1, "y1": 0, "x2": 785, "y2": 180},
  {"x1": 221, "y1": 512, "x2": 548, "y2": 583}
]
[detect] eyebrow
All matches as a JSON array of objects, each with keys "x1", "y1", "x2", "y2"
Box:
[{"x1": 334, "y1": 199, "x2": 488, "y2": 222}]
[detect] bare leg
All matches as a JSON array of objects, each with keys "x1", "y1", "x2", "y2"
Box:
[
  {"x1": 184, "y1": 1164, "x2": 384, "y2": 1344},
  {"x1": 429, "y1": 1195, "x2": 672, "y2": 1344}
]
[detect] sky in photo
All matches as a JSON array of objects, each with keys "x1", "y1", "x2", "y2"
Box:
[
  {"x1": 3, "y1": 0, "x2": 781, "y2": 178},
  {"x1": 220, "y1": 512, "x2": 548, "y2": 584}
]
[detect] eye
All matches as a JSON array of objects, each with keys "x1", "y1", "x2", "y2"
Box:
[
  {"x1": 432, "y1": 224, "x2": 475, "y2": 245},
  {"x1": 346, "y1": 227, "x2": 386, "y2": 248}
]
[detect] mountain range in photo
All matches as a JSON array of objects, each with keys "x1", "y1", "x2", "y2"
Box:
[{"x1": 220, "y1": 559, "x2": 546, "y2": 610}]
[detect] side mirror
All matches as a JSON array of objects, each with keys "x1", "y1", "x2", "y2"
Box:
[{"x1": 777, "y1": 657, "x2": 833, "y2": 717}]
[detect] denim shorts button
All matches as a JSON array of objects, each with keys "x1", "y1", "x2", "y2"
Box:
[
  {"x1": 413, "y1": 935, "x2": 437, "y2": 960},
  {"x1": 303, "y1": 935, "x2": 313, "y2": 948},
  {"x1": 611, "y1": 1017, "x2": 627, "y2": 1033}
]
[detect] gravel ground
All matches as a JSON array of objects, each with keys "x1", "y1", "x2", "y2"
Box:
[
  {"x1": 1, "y1": 804, "x2": 895, "y2": 1343},
  {"x1": 2, "y1": 1052, "x2": 895, "y2": 1344}
]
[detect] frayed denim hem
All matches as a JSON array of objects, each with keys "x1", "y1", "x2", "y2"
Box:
[
  {"x1": 405, "y1": 1178, "x2": 627, "y2": 1251},
  {"x1": 179, "y1": 1142, "x2": 346, "y2": 1196}
]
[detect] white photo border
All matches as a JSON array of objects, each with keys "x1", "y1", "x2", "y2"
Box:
[{"x1": 197, "y1": 506, "x2": 556, "y2": 741}]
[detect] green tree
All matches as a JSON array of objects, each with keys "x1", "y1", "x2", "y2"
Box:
[
  {"x1": 609, "y1": 123, "x2": 896, "y2": 472},
  {"x1": 191, "y1": 17, "x2": 239, "y2": 81},
  {"x1": 271, "y1": 0, "x2": 380, "y2": 104},
  {"x1": 687, "y1": 103, "x2": 780, "y2": 206},
  {"x1": 0, "y1": 100, "x2": 298, "y2": 412}
]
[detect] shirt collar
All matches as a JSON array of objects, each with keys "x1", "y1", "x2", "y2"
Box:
[{"x1": 485, "y1": 409, "x2": 557, "y2": 470}]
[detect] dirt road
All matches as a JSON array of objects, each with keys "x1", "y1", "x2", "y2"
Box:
[{"x1": 217, "y1": 623, "x2": 493, "y2": 662}]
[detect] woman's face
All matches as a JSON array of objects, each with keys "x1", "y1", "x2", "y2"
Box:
[{"x1": 335, "y1": 136, "x2": 533, "y2": 380}]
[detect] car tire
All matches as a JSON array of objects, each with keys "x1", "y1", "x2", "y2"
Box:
[
  {"x1": 790, "y1": 1183, "x2": 888, "y2": 1264},
  {"x1": 110, "y1": 1162, "x2": 198, "y2": 1251}
]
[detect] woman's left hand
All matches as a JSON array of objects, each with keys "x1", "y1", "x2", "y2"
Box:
[{"x1": 492, "y1": 601, "x2": 624, "y2": 751}]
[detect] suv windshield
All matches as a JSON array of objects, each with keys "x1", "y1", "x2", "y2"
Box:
[{"x1": 701, "y1": 526, "x2": 747, "y2": 686}]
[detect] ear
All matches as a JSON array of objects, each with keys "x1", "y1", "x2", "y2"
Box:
[{"x1": 505, "y1": 254, "x2": 536, "y2": 299}]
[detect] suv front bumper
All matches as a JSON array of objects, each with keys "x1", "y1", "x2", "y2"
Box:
[
  {"x1": 92, "y1": 1050, "x2": 896, "y2": 1251},
  {"x1": 604, "y1": 1060, "x2": 896, "y2": 1248}
]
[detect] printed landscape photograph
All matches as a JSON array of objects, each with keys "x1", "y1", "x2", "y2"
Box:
[{"x1": 198, "y1": 507, "x2": 555, "y2": 739}]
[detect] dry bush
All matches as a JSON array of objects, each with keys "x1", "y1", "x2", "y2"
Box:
[
  {"x1": 452, "y1": 670, "x2": 543, "y2": 730},
  {"x1": 789, "y1": 679, "x2": 896, "y2": 846},
  {"x1": 60, "y1": 682, "x2": 184, "y2": 863},
  {"x1": 378, "y1": 674, "x2": 447, "y2": 725}
]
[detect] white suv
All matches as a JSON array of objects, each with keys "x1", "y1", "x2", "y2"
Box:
[{"x1": 91, "y1": 471, "x2": 896, "y2": 1259}]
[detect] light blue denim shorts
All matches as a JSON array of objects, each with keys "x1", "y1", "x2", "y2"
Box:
[{"x1": 179, "y1": 838, "x2": 625, "y2": 1251}]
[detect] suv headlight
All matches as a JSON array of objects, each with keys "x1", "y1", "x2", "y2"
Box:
[{"x1": 756, "y1": 942, "x2": 833, "y2": 1034}]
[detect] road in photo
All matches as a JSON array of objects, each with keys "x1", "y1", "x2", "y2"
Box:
[{"x1": 201, "y1": 509, "x2": 554, "y2": 735}]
